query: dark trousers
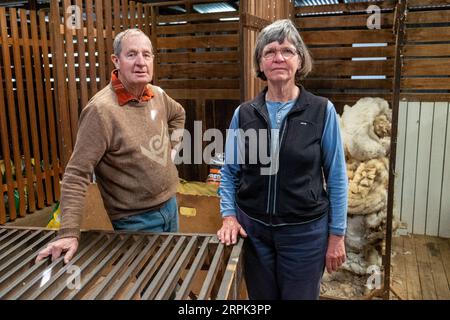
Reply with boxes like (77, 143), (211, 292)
(237, 209), (328, 300)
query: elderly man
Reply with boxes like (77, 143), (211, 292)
(37, 29), (185, 264)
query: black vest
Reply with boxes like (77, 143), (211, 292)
(236, 86), (330, 225)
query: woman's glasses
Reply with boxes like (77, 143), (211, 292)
(262, 47), (298, 60)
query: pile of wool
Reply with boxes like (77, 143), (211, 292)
(340, 97), (392, 161)
(347, 157), (389, 215)
(321, 97), (399, 299)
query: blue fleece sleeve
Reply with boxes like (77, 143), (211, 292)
(219, 107), (241, 217)
(321, 101), (348, 236)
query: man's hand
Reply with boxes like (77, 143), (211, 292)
(35, 237), (79, 264)
(217, 216), (247, 246)
(325, 234), (346, 273)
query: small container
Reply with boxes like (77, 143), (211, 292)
(206, 153), (224, 186)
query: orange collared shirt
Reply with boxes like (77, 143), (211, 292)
(111, 69), (154, 106)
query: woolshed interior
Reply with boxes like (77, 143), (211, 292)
(0, 0), (449, 301)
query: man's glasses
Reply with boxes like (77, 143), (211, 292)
(262, 47), (298, 60)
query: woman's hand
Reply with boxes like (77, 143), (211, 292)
(325, 234), (346, 273)
(217, 216), (247, 246)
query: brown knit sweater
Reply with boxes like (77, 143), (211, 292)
(58, 83), (185, 239)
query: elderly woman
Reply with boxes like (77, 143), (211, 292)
(217, 19), (348, 300)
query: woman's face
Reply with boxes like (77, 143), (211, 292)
(259, 39), (300, 84)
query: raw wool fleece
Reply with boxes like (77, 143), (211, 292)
(340, 97), (392, 161)
(321, 97), (399, 298)
(347, 158), (389, 215)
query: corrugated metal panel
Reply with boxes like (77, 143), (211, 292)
(394, 102), (450, 238)
(193, 2), (236, 13)
(295, 0), (381, 6)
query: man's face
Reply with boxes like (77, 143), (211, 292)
(112, 34), (154, 87)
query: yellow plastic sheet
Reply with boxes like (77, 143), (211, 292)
(177, 179), (219, 197)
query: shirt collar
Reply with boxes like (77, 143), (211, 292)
(111, 69), (154, 106)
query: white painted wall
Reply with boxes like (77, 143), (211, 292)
(394, 101), (450, 238)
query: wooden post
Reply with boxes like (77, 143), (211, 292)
(19, 9), (45, 209)
(384, 0), (407, 300)
(10, 8), (37, 214)
(289, 0), (295, 19)
(39, 10), (61, 200)
(239, 0), (248, 102)
(151, 5), (158, 85)
(63, 0), (80, 148)
(50, 0), (73, 168)
(0, 8), (18, 221)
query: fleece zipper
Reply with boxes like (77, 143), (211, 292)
(250, 104), (273, 221)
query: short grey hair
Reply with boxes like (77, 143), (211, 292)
(113, 28), (153, 56)
(254, 19), (313, 81)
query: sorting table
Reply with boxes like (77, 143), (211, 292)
(0, 226), (244, 300)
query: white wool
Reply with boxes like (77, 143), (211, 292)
(345, 215), (367, 252)
(341, 97), (392, 161)
(347, 158), (389, 215)
(365, 212), (383, 229)
(340, 252), (368, 275)
(321, 97), (401, 298)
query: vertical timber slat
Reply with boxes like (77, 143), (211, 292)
(86, 0), (98, 97)
(39, 10), (61, 200)
(95, 0), (107, 89)
(19, 9), (45, 209)
(0, 8), (18, 221)
(50, 0), (73, 168)
(104, 0), (114, 74)
(30, 10), (53, 205)
(10, 8), (37, 214)
(76, 0), (89, 108)
(63, 0), (80, 152)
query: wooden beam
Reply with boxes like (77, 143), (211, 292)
(385, 0), (407, 301)
(295, 0), (395, 15)
(165, 89), (240, 100)
(302, 29), (395, 45)
(240, 12), (270, 31)
(408, 0), (450, 7)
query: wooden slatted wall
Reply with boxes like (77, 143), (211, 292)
(51, 0), (242, 181)
(0, 7), (61, 224)
(293, 0), (396, 113)
(401, 0), (450, 102)
(148, 0), (241, 181)
(0, 0), (150, 223)
(50, 0), (150, 167)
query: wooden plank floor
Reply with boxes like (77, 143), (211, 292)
(391, 234), (450, 300)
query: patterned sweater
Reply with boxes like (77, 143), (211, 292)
(58, 79), (185, 239)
